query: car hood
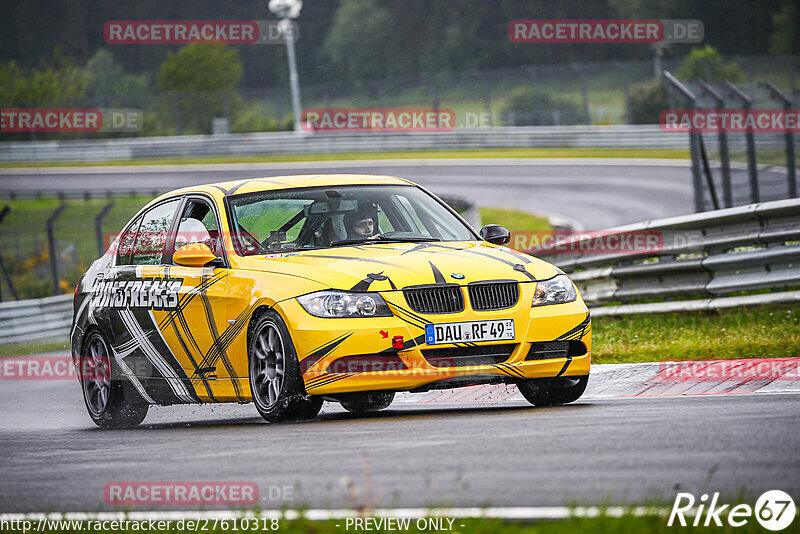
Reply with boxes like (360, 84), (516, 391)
(234, 241), (559, 292)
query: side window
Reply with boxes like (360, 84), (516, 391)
(114, 215), (142, 266)
(131, 200), (180, 266)
(173, 198), (221, 258)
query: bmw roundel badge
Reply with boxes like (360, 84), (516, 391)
(450, 273), (465, 280)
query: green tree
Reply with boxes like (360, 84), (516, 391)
(0, 50), (88, 107)
(499, 87), (583, 126)
(629, 81), (669, 124)
(157, 44), (243, 134)
(677, 45), (746, 83)
(323, 0), (398, 79)
(770, 0), (800, 54)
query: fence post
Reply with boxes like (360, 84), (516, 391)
(0, 206), (19, 301)
(481, 72), (494, 126)
(724, 81), (759, 203)
(46, 203), (67, 295)
(759, 81), (796, 198)
(426, 74), (440, 128)
(95, 201), (116, 257)
(662, 71), (705, 212)
(613, 61), (632, 124)
(570, 63), (591, 124)
(697, 79), (733, 207)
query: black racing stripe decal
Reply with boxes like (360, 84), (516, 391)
(429, 261), (446, 284)
(158, 271), (227, 331)
(305, 373), (354, 391)
(494, 364), (519, 378)
(349, 272), (389, 292)
(555, 313), (591, 341)
(303, 254), (402, 268)
(556, 358), (572, 377)
(201, 301), (260, 380)
(387, 301), (429, 327)
(198, 277), (244, 401)
(300, 332), (353, 374)
(401, 243), (431, 255)
(496, 247), (533, 264)
(498, 363), (525, 378)
(427, 243), (538, 281)
(169, 318), (218, 401)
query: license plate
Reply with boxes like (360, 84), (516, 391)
(425, 319), (515, 345)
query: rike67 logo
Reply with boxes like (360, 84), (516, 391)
(669, 490), (796, 530)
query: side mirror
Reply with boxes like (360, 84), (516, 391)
(479, 224), (511, 245)
(173, 243), (224, 268)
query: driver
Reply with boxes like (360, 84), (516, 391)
(343, 201), (379, 240)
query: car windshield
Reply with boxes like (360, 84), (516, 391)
(228, 184), (476, 256)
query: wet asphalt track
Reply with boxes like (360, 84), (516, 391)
(0, 374), (798, 513)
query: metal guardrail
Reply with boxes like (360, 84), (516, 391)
(0, 294), (72, 345)
(533, 198), (800, 315)
(0, 126), (690, 162)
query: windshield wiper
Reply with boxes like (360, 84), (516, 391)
(329, 235), (442, 247)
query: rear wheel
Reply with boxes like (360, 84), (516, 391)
(517, 375), (588, 407)
(249, 311), (323, 423)
(80, 330), (149, 428)
(339, 391), (395, 413)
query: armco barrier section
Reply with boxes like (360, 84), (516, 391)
(533, 198), (800, 314)
(0, 125), (688, 162)
(0, 294), (72, 345)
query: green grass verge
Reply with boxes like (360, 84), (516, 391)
(478, 208), (552, 233)
(0, 147), (690, 168)
(592, 306), (800, 364)
(0, 513), (796, 534)
(0, 340), (70, 358)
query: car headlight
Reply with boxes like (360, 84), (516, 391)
(532, 274), (577, 306)
(297, 291), (392, 318)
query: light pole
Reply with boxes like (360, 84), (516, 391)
(269, 0), (303, 132)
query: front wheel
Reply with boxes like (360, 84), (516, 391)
(79, 330), (149, 428)
(517, 375), (588, 407)
(249, 311), (323, 423)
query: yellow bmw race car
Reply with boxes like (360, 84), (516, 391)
(70, 174), (591, 427)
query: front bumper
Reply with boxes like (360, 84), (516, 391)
(278, 288), (591, 396)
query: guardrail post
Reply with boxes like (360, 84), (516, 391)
(759, 81), (796, 198)
(95, 201), (115, 257)
(723, 81), (759, 203)
(662, 71), (705, 212)
(0, 206), (19, 301)
(697, 79), (733, 207)
(46, 203), (67, 295)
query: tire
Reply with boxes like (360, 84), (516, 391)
(517, 375), (588, 407)
(79, 330), (149, 429)
(248, 310), (323, 423)
(338, 391), (395, 413)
